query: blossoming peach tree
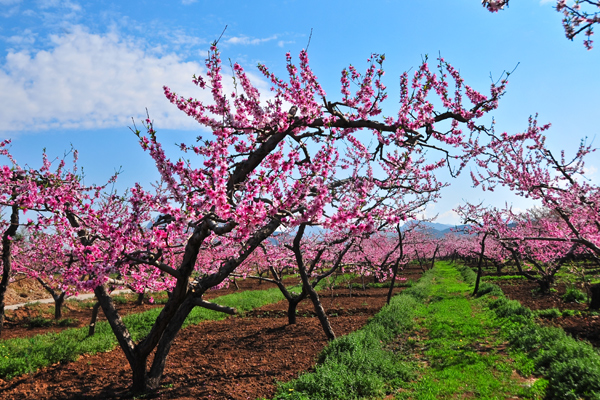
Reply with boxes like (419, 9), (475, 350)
(48, 43), (512, 392)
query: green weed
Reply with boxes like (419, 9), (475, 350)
(535, 308), (562, 319)
(25, 316), (53, 328)
(562, 285), (587, 303)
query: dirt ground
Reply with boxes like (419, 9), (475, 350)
(3, 276), (54, 306)
(0, 267), (424, 400)
(1, 277), (292, 341)
(491, 274), (600, 347)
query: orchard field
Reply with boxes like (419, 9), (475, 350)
(1, 1), (600, 399)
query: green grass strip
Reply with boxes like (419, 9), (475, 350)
(268, 262), (543, 400)
(0, 287), (286, 380)
(396, 262), (539, 400)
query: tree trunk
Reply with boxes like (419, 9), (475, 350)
(472, 233), (488, 296)
(286, 294), (307, 325)
(131, 355), (150, 394)
(387, 260), (400, 305)
(307, 288), (335, 340)
(136, 291), (145, 306)
(54, 292), (66, 320)
(430, 246), (439, 270)
(538, 278), (552, 294)
(146, 297), (196, 390)
(589, 284), (600, 309)
(0, 204), (19, 338)
(288, 300), (298, 325)
(495, 261), (503, 274)
(88, 301), (101, 337)
(473, 262), (483, 296)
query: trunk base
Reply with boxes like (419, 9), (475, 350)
(590, 284), (600, 309)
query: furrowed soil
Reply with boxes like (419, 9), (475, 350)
(0, 267), (423, 400)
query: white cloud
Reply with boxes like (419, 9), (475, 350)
(584, 165), (598, 177)
(0, 25), (273, 133)
(3, 29), (37, 49)
(435, 209), (461, 225)
(181, 0), (197, 4)
(225, 35), (278, 46)
(277, 40), (295, 48)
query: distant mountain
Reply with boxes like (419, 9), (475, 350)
(440, 225), (470, 234)
(402, 221), (454, 231)
(401, 221), (472, 237)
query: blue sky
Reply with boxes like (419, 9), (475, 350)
(1, 0), (598, 224)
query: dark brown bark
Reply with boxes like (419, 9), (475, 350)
(387, 227), (405, 305)
(589, 284), (600, 309)
(88, 301), (101, 337)
(292, 224), (339, 340)
(0, 204), (19, 338)
(430, 245), (439, 270)
(121, 218), (281, 393)
(36, 277), (67, 320)
(136, 291), (145, 306)
(54, 292), (65, 320)
(472, 233), (488, 296)
(287, 299), (300, 325)
(306, 286), (335, 340)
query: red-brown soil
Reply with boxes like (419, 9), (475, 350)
(1, 277), (295, 341)
(0, 268), (423, 400)
(491, 275), (600, 347)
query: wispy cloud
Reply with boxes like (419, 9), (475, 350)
(181, 0), (197, 4)
(225, 35), (278, 46)
(277, 40), (295, 48)
(2, 29), (37, 51)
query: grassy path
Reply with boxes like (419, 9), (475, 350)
(393, 262), (540, 400)
(270, 261), (600, 400)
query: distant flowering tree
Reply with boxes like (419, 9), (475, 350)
(482, 0), (600, 49)
(456, 202), (585, 292)
(0, 143), (112, 337)
(13, 230), (77, 320)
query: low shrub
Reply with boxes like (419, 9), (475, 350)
(273, 294), (418, 399)
(57, 318), (79, 327)
(483, 275), (527, 282)
(562, 286), (587, 303)
(535, 308), (562, 319)
(475, 282), (504, 298)
(491, 296), (600, 399)
(562, 309), (579, 317)
(26, 316), (53, 328)
(489, 299), (533, 320)
(455, 264), (477, 285)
